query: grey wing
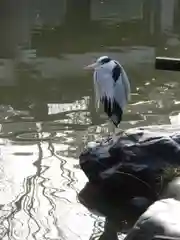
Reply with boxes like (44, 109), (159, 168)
(113, 63), (131, 108)
(114, 72), (130, 111)
(121, 66), (131, 101)
(96, 68), (115, 102)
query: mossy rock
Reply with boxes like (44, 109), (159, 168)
(157, 166), (180, 195)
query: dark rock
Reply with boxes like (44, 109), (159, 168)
(79, 126), (180, 203)
(78, 182), (151, 223)
(78, 182), (152, 240)
(124, 178), (180, 240)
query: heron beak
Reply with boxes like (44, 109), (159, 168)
(84, 62), (98, 70)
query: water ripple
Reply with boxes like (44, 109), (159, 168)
(1, 2), (180, 239)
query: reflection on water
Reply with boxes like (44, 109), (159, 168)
(0, 0), (180, 239)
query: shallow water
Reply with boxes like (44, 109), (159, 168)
(1, 0), (180, 239)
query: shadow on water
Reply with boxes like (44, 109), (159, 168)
(1, 0), (180, 239)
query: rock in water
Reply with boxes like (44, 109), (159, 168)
(79, 126), (180, 202)
(124, 177), (180, 240)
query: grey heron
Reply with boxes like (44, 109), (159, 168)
(84, 56), (131, 128)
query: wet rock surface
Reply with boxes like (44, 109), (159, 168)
(79, 126), (180, 240)
(79, 127), (180, 202)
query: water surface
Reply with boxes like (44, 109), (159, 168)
(1, 0), (180, 239)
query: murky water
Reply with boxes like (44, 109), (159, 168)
(1, 0), (180, 239)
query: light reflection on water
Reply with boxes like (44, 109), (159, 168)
(1, 0), (180, 239)
(0, 136), (97, 240)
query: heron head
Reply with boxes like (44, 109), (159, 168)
(84, 56), (115, 70)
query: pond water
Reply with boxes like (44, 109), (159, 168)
(1, 0), (180, 239)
